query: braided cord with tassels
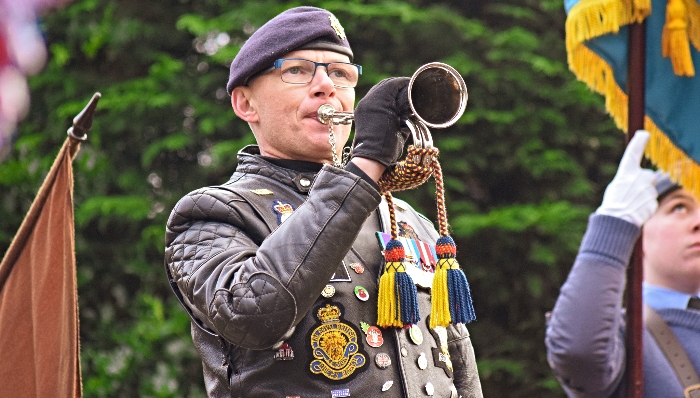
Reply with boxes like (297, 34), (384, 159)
(375, 145), (475, 329)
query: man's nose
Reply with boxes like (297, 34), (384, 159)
(310, 67), (336, 96)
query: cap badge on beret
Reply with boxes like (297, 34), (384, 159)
(328, 15), (346, 40)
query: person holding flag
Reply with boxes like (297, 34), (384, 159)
(545, 130), (700, 397)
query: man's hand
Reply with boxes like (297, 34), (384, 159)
(596, 130), (658, 226)
(351, 77), (412, 167)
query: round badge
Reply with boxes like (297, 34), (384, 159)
(366, 326), (384, 348)
(408, 324), (423, 345)
(417, 352), (428, 370)
(375, 353), (391, 369)
(321, 284), (335, 298)
(354, 285), (369, 301)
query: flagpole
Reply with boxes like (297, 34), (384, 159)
(67, 92), (101, 157)
(626, 18), (646, 398)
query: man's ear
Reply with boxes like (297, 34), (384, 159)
(231, 86), (259, 123)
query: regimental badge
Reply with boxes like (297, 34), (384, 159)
(309, 303), (366, 381)
(274, 342), (295, 361)
(328, 14), (346, 40)
(272, 200), (295, 224)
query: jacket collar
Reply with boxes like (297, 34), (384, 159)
(234, 145), (322, 194)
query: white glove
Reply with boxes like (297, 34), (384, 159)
(596, 131), (658, 226)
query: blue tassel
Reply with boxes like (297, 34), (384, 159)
(447, 268), (476, 323)
(396, 271), (420, 325)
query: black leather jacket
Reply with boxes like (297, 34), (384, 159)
(165, 146), (482, 397)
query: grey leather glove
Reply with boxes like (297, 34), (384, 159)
(351, 77), (412, 167)
(596, 130), (659, 226)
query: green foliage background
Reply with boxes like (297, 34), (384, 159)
(0, 0), (626, 396)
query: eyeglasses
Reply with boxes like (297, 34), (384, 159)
(271, 58), (362, 88)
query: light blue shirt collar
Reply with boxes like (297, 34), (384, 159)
(643, 282), (699, 310)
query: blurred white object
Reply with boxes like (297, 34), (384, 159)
(0, 0), (66, 159)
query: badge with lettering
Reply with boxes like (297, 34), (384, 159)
(331, 389), (350, 398)
(272, 200), (295, 224)
(375, 352), (391, 369)
(309, 303), (366, 381)
(274, 342), (295, 361)
(365, 326), (384, 348)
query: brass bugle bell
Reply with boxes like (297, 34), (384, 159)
(317, 62), (468, 149)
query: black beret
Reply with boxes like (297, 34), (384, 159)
(226, 6), (353, 94)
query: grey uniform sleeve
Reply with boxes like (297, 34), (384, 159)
(165, 166), (381, 349)
(448, 323), (483, 398)
(545, 214), (640, 397)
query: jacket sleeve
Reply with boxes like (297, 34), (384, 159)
(165, 166), (382, 350)
(448, 323), (484, 398)
(544, 214), (640, 397)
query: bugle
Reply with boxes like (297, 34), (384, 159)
(317, 62), (468, 149)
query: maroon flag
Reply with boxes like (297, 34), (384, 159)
(0, 137), (82, 397)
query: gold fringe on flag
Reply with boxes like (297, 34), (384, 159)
(566, 0), (700, 198)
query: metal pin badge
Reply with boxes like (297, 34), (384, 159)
(382, 380), (394, 392)
(417, 352), (428, 370)
(366, 326), (384, 348)
(375, 352), (391, 369)
(408, 324), (423, 345)
(354, 285), (369, 301)
(321, 284), (336, 298)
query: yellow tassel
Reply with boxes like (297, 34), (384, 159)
(377, 262), (402, 328)
(662, 0), (695, 76)
(632, 0), (651, 22)
(429, 258), (452, 329)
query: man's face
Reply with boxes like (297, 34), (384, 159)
(235, 49), (355, 163)
(644, 188), (700, 294)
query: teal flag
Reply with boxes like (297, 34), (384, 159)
(565, 0), (700, 194)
